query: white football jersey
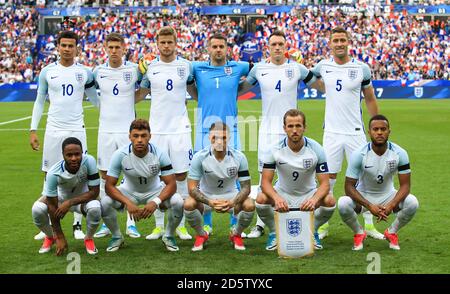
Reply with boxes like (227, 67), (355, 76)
(188, 147), (251, 196)
(44, 154), (100, 201)
(247, 60), (316, 134)
(346, 141), (410, 204)
(107, 143), (173, 195)
(262, 136), (329, 196)
(37, 62), (95, 131)
(312, 58), (372, 135)
(140, 57), (194, 134)
(94, 61), (142, 133)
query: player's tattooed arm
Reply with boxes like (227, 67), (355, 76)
(190, 187), (210, 206)
(233, 179), (251, 206)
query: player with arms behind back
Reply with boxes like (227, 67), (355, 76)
(311, 27), (381, 240)
(92, 33), (143, 240)
(136, 27), (196, 241)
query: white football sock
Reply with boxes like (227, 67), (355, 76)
(338, 196), (364, 234)
(389, 195), (419, 234)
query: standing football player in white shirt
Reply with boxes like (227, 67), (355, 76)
(29, 31), (99, 241)
(184, 121), (254, 251)
(101, 119), (184, 252)
(92, 33), (143, 240)
(311, 27), (382, 240)
(241, 30), (325, 239)
(31, 137), (101, 255)
(338, 115), (418, 250)
(257, 109), (335, 251)
(136, 27), (197, 241)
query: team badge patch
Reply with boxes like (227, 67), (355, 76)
(227, 167), (238, 177)
(149, 164), (160, 176)
(224, 66), (233, 76)
(177, 67), (186, 79)
(303, 158), (313, 169)
(414, 87), (423, 98)
(285, 68), (294, 79)
(348, 69), (358, 80)
(75, 73), (84, 83)
(77, 173), (87, 183)
(386, 160), (397, 172)
(123, 71), (132, 84)
(286, 218), (302, 237)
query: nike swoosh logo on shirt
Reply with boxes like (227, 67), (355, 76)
(124, 167), (134, 171)
(364, 165), (374, 168)
(204, 170), (213, 173)
(100, 75), (108, 78)
(278, 162), (288, 165)
(153, 72), (160, 75)
(50, 76), (58, 79)
(261, 73), (269, 76)
(326, 70), (333, 73)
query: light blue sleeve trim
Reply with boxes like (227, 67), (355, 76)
(43, 173), (59, 197)
(157, 146), (174, 176)
(311, 60), (323, 78)
(346, 150), (364, 179)
(85, 155), (100, 186)
(246, 63), (258, 85)
(188, 151), (205, 180)
(30, 92), (46, 130)
(107, 150), (125, 178)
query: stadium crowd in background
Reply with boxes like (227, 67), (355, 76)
(0, 1), (449, 84)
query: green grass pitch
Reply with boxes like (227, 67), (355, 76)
(0, 99), (449, 273)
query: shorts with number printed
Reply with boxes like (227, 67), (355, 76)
(150, 133), (192, 173)
(42, 129), (87, 172)
(323, 131), (366, 174)
(97, 132), (130, 171)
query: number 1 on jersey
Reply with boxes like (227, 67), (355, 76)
(215, 77), (220, 89)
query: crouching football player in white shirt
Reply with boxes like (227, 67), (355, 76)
(258, 109), (336, 251)
(101, 119), (184, 252)
(31, 137), (101, 255)
(184, 122), (254, 251)
(338, 115), (418, 251)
